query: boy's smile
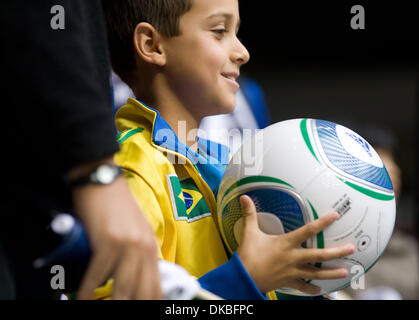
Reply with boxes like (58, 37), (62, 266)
(161, 0), (250, 121)
(221, 71), (240, 90)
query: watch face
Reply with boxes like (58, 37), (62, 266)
(96, 165), (117, 184)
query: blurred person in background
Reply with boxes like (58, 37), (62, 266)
(338, 122), (419, 300)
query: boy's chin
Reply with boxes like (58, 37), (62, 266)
(220, 104), (235, 115)
(217, 99), (236, 115)
(202, 98), (236, 117)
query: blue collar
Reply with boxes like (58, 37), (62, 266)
(138, 100), (230, 195)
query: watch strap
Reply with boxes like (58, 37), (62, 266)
(69, 164), (123, 188)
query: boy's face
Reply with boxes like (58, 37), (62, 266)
(162, 0), (249, 119)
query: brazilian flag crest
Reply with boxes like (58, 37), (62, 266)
(166, 174), (212, 222)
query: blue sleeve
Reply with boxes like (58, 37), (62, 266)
(198, 252), (267, 300)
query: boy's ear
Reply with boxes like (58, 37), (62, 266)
(133, 22), (166, 67)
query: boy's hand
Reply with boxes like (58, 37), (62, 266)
(237, 195), (355, 295)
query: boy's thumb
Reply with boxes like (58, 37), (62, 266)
(239, 195), (258, 231)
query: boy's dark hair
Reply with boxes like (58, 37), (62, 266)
(102, 0), (193, 86)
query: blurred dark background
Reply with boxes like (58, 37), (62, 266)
(238, 1), (418, 236)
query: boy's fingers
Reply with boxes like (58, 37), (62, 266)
(297, 264), (349, 280)
(240, 195), (258, 233)
(286, 212), (339, 246)
(297, 244), (355, 263)
(286, 279), (322, 295)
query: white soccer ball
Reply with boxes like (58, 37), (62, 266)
(217, 118), (396, 296)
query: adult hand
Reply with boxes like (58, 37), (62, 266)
(68, 158), (162, 300)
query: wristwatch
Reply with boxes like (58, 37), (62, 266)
(70, 164), (123, 188)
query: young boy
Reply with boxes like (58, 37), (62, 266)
(101, 0), (354, 299)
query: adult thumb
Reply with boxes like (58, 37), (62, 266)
(239, 195), (258, 233)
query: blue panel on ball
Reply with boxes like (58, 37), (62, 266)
(315, 120), (393, 191)
(221, 189), (306, 252)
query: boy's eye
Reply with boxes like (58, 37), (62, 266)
(212, 29), (227, 36)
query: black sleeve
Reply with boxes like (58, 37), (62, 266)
(1, 0), (119, 176)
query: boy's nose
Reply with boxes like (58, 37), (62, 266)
(231, 39), (250, 67)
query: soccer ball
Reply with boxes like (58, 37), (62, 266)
(217, 118), (396, 296)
